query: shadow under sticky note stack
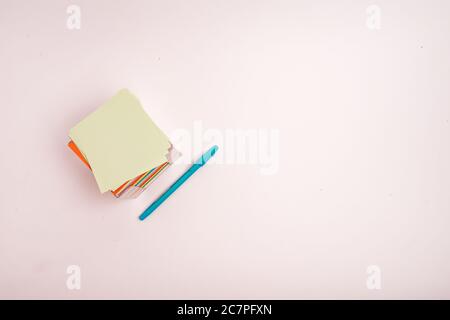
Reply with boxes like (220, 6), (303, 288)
(68, 89), (180, 199)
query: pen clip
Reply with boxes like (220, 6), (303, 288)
(195, 145), (218, 165)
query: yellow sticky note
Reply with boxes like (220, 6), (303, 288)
(69, 89), (171, 193)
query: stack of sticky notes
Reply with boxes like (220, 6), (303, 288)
(68, 89), (180, 198)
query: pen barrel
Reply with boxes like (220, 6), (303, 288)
(139, 164), (202, 220)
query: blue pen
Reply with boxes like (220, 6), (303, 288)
(139, 145), (218, 221)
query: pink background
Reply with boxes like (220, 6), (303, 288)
(1, 0), (450, 299)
